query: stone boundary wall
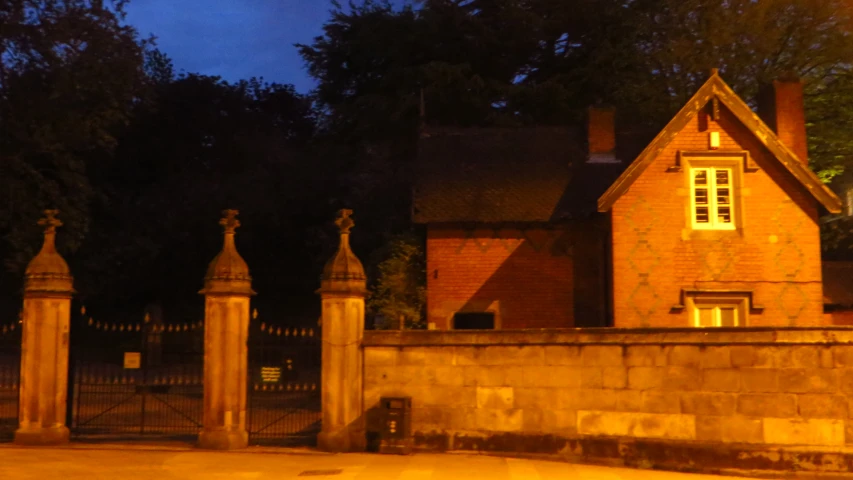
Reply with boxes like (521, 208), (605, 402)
(363, 327), (853, 474)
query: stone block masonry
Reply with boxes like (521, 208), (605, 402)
(363, 327), (853, 474)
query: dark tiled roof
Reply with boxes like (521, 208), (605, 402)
(412, 126), (625, 223)
(823, 261), (853, 306)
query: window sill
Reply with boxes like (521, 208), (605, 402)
(682, 228), (743, 241)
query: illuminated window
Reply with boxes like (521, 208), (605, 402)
(690, 167), (735, 230)
(688, 294), (748, 327)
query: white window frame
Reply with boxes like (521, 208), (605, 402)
(686, 294), (748, 328)
(689, 166), (736, 230)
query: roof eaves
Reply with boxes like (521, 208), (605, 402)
(598, 74), (842, 213)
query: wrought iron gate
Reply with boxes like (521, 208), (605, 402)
(69, 308), (204, 439)
(0, 316), (20, 441)
(247, 319), (321, 445)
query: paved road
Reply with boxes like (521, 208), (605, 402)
(0, 443), (759, 480)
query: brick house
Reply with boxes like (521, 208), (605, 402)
(413, 71), (843, 329)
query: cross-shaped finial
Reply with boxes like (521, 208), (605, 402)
(220, 209), (240, 234)
(38, 210), (62, 234)
(335, 209), (354, 234)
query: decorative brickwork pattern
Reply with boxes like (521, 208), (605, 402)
(611, 105), (826, 327)
(623, 197), (662, 326)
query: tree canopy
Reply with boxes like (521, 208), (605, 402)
(0, 0), (149, 276)
(4, 0), (853, 318)
(300, 0), (853, 176)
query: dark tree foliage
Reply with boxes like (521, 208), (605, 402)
(0, 0), (149, 277)
(75, 73), (322, 318)
(301, 0), (853, 259)
(5, 0), (853, 317)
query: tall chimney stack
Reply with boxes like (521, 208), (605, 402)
(587, 106), (618, 164)
(758, 76), (809, 164)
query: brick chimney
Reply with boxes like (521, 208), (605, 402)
(758, 76), (809, 164)
(587, 106), (618, 164)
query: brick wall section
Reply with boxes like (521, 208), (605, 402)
(827, 311), (853, 326)
(571, 217), (610, 327)
(426, 226), (576, 329)
(611, 106), (824, 327)
(364, 328), (853, 454)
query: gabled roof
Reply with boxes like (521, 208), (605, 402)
(413, 126), (606, 223)
(597, 71), (842, 213)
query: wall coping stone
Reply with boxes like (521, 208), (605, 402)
(364, 327), (853, 347)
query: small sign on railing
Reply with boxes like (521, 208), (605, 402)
(260, 366), (281, 383)
(123, 352), (141, 369)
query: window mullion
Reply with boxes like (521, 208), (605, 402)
(709, 168), (718, 228)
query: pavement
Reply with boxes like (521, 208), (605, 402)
(0, 443), (762, 480)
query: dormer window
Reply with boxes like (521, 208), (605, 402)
(690, 167), (735, 230)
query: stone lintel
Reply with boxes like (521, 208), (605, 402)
(317, 285), (367, 297)
(364, 326), (853, 347)
(22, 288), (74, 298)
(14, 425), (69, 446)
(198, 286), (256, 296)
(198, 429), (248, 450)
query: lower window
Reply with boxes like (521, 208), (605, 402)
(453, 312), (495, 330)
(694, 304), (739, 327)
(688, 294), (748, 327)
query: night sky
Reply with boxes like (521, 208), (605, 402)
(126, 0), (408, 93)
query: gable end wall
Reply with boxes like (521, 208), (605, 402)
(610, 107), (825, 327)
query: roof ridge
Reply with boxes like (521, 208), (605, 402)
(596, 72), (841, 213)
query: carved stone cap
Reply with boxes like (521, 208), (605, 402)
(25, 210), (74, 295)
(319, 209), (366, 296)
(200, 210), (255, 296)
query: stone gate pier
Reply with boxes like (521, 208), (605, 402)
(15, 210), (74, 445)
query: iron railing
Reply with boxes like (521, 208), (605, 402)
(247, 322), (321, 445)
(0, 320), (20, 441)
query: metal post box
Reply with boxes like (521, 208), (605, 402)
(378, 396), (412, 454)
